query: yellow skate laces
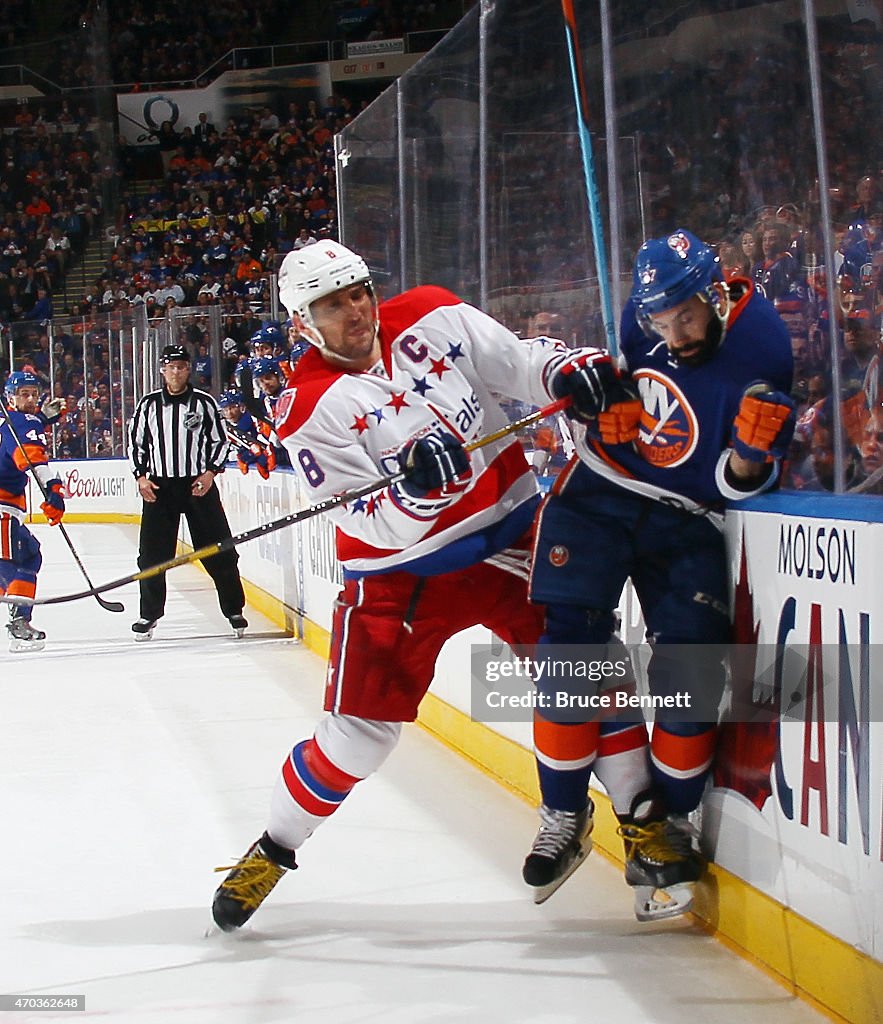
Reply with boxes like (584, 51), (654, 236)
(617, 820), (688, 866)
(214, 852), (287, 911)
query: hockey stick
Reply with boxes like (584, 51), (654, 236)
(0, 394), (125, 613)
(560, 0), (617, 355)
(223, 419), (272, 452)
(4, 398), (570, 608)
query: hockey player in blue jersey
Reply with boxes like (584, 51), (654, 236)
(247, 356), (292, 470)
(524, 229), (795, 919)
(218, 389), (275, 479)
(0, 371), (66, 652)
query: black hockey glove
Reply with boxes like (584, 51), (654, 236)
(550, 349), (623, 423)
(397, 431), (472, 499)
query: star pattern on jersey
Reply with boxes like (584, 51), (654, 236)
(412, 376), (433, 396)
(364, 491), (387, 516)
(350, 490), (389, 517)
(350, 413), (370, 434)
(447, 342), (464, 361)
(386, 392), (409, 414)
(370, 406), (385, 424)
(429, 356), (451, 379)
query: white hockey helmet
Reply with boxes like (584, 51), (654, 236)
(278, 242), (375, 353)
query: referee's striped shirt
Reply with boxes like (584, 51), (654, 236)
(129, 385), (230, 479)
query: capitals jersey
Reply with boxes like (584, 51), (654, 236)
(0, 409), (50, 520)
(274, 285), (567, 577)
(572, 279), (793, 509)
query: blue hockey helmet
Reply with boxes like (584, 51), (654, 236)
(218, 389), (244, 409)
(287, 339), (310, 372)
(250, 356), (283, 379)
(630, 229), (721, 318)
(631, 229), (728, 365)
(4, 370), (41, 401)
(250, 321), (285, 354)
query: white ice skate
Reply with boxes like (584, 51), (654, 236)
(7, 617), (46, 653)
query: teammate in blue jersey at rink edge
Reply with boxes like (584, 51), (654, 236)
(524, 228), (795, 920)
(0, 371), (67, 652)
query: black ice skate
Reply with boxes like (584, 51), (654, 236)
(617, 792), (703, 922)
(131, 618), (157, 641)
(212, 831), (297, 932)
(228, 614), (248, 638)
(7, 617), (46, 653)
(522, 801), (594, 904)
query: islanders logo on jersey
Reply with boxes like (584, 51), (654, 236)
(633, 369), (698, 468)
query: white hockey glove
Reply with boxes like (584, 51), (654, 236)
(40, 396), (64, 422)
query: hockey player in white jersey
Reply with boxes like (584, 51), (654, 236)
(211, 242), (609, 930)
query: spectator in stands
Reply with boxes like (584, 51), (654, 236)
(292, 226), (316, 250)
(858, 405), (883, 491)
(718, 240), (749, 280)
(752, 222), (803, 304)
(23, 285), (52, 322)
(157, 274), (185, 306)
(193, 342), (212, 388)
(849, 175), (883, 223)
(153, 120), (181, 176)
(193, 112), (216, 146)
(258, 107), (280, 135)
(234, 247), (263, 282)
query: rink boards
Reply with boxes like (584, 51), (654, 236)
(40, 459), (883, 1023)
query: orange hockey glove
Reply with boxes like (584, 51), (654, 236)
(732, 382), (796, 462)
(597, 398), (643, 445)
(40, 480), (65, 526)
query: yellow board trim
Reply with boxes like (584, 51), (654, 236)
(164, 549), (883, 1024)
(28, 512), (141, 525)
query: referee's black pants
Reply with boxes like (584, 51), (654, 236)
(137, 477), (245, 622)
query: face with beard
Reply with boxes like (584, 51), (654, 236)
(646, 292), (723, 366)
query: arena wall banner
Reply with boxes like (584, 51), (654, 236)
(717, 501), (883, 961)
(116, 63), (333, 146)
(43, 457), (140, 518)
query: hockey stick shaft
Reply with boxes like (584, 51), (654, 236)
(223, 420), (272, 451)
(0, 394), (125, 613)
(560, 0), (617, 355)
(8, 397), (570, 608)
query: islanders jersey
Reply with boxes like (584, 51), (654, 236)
(275, 285), (567, 577)
(258, 392), (292, 468)
(0, 409), (50, 520)
(571, 279), (793, 509)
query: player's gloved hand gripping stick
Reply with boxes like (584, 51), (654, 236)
(551, 349), (643, 445)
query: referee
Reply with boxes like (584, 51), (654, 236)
(128, 344), (247, 640)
